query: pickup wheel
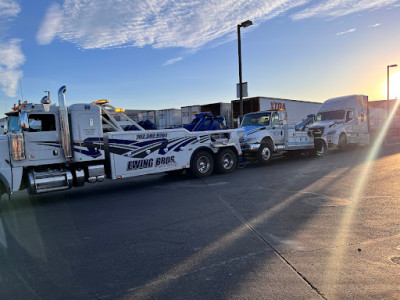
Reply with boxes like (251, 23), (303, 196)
(190, 151), (214, 178)
(215, 149), (237, 174)
(338, 133), (347, 150)
(257, 142), (273, 165)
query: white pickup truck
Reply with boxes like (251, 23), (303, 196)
(239, 110), (316, 164)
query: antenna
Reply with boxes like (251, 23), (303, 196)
(18, 65), (24, 101)
(2, 83), (6, 116)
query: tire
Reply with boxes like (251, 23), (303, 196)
(314, 140), (327, 157)
(190, 151), (214, 178)
(257, 142), (273, 165)
(338, 133), (347, 150)
(215, 149), (237, 174)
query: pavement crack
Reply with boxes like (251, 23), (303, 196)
(214, 192), (328, 300)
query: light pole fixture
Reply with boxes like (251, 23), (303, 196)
(237, 20), (253, 122)
(387, 64), (398, 115)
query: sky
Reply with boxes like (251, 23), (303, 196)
(0, 0), (400, 116)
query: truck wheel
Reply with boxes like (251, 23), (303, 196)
(190, 151), (214, 178)
(257, 142), (273, 165)
(338, 133), (347, 150)
(0, 185), (8, 203)
(215, 149), (237, 174)
(316, 140), (327, 157)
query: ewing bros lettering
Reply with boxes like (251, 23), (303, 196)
(156, 156), (175, 166)
(127, 156), (176, 171)
(127, 159), (154, 171)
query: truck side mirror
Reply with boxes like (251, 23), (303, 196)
(278, 112), (286, 125)
(3, 120), (7, 134)
(346, 111), (353, 122)
(20, 112), (29, 131)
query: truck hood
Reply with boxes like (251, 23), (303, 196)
(238, 126), (268, 142)
(309, 120), (344, 134)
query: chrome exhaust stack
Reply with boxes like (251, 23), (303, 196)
(58, 86), (72, 160)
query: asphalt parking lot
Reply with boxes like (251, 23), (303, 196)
(1, 143), (400, 299)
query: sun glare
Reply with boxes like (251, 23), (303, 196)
(382, 70), (400, 100)
(391, 70), (400, 99)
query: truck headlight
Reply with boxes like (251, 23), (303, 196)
(327, 130), (336, 135)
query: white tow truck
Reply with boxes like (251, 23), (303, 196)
(0, 86), (242, 198)
(239, 110), (316, 164)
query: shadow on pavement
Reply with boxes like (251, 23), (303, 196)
(0, 142), (399, 299)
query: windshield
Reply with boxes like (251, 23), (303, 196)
(316, 110), (345, 121)
(241, 112), (271, 127)
(8, 116), (21, 132)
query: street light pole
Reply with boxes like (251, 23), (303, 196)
(387, 64), (397, 115)
(237, 20), (252, 123)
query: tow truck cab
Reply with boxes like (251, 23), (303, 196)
(239, 110), (315, 164)
(0, 87), (107, 195)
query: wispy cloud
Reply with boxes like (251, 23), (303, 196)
(37, 0), (400, 52)
(369, 23), (381, 28)
(336, 28), (356, 36)
(164, 57), (183, 66)
(0, 0), (24, 98)
(0, 39), (25, 97)
(292, 0), (399, 20)
(0, 0), (20, 17)
(37, 0), (306, 50)
(36, 3), (63, 45)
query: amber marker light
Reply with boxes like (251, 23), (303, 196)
(92, 99), (110, 105)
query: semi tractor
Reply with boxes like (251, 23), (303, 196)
(308, 95), (372, 152)
(0, 86), (242, 199)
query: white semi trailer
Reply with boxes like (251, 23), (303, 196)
(0, 86), (242, 199)
(157, 109), (181, 129)
(231, 97), (322, 126)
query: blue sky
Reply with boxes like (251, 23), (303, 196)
(1, 0), (400, 116)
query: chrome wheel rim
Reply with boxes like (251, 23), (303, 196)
(197, 156), (211, 173)
(261, 147), (271, 161)
(222, 153), (234, 170)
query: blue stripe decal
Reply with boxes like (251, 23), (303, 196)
(173, 138), (197, 152)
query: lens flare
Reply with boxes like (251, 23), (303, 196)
(324, 99), (400, 299)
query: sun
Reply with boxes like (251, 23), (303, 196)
(390, 70), (400, 99)
(386, 69), (400, 100)
(380, 69), (400, 100)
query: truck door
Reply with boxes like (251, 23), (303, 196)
(345, 110), (356, 141)
(23, 113), (64, 164)
(270, 112), (285, 145)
